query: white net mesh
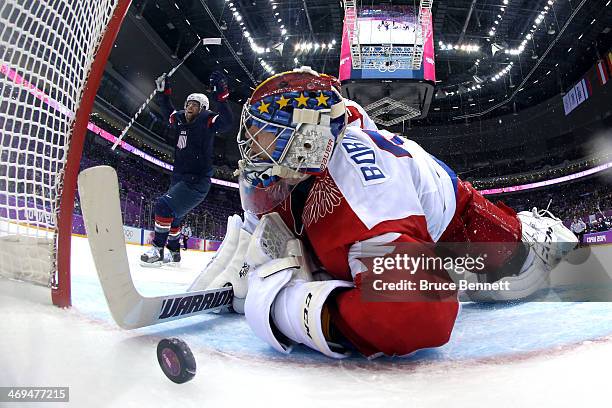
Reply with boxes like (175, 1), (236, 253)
(0, 0), (120, 293)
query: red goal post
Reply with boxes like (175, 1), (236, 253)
(0, 0), (133, 307)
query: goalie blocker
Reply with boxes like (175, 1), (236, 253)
(243, 213), (353, 358)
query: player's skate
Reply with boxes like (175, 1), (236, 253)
(140, 245), (164, 267)
(517, 207), (578, 269)
(163, 248), (181, 267)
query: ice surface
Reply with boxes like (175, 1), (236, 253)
(1, 236), (612, 407)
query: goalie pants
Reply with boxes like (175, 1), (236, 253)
(153, 176), (211, 249)
(328, 180), (523, 357)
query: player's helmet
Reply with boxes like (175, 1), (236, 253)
(184, 93), (209, 112)
(237, 67), (347, 213)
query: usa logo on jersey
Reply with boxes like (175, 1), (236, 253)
(177, 130), (187, 149)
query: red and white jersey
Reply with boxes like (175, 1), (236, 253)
(273, 126), (457, 281)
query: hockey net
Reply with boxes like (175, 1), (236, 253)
(0, 0), (131, 306)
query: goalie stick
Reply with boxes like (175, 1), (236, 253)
(111, 37), (222, 150)
(78, 165), (232, 329)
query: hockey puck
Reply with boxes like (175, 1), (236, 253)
(157, 338), (196, 384)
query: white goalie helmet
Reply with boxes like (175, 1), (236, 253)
(184, 93), (209, 112)
(237, 66), (347, 214)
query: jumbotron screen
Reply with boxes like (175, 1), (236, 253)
(358, 6), (419, 45)
(340, 5), (435, 81)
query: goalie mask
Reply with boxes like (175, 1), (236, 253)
(237, 67), (347, 214)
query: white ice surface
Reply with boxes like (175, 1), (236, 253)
(1, 236), (612, 408)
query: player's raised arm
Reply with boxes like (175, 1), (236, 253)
(206, 70), (234, 133)
(155, 74), (176, 123)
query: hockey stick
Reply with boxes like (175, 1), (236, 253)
(78, 165), (232, 329)
(111, 37), (222, 150)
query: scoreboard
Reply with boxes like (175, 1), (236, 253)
(340, 4), (436, 82)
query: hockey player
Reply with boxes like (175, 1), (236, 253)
(190, 67), (577, 358)
(141, 71), (233, 267)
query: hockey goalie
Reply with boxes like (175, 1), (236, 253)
(191, 67), (578, 359)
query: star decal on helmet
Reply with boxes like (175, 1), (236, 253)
(276, 95), (290, 109)
(316, 92), (330, 107)
(295, 92), (309, 107)
(257, 101), (271, 114)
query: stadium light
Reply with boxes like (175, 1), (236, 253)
(293, 40), (337, 54)
(439, 43), (481, 53)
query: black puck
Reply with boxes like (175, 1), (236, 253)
(157, 338), (196, 384)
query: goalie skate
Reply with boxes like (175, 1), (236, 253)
(517, 207), (578, 270)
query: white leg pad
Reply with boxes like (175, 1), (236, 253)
(242, 210), (260, 234)
(206, 228), (252, 313)
(467, 208), (578, 302)
(466, 247), (550, 301)
(496, 248), (550, 300)
(188, 214), (243, 291)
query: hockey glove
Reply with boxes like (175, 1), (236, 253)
(243, 213), (353, 358)
(209, 70), (229, 102)
(155, 74), (172, 95)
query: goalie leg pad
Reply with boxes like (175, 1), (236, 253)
(464, 247), (550, 301)
(188, 215), (242, 291)
(244, 266), (353, 358)
(477, 208), (578, 302)
(498, 248), (550, 300)
(207, 227), (252, 313)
